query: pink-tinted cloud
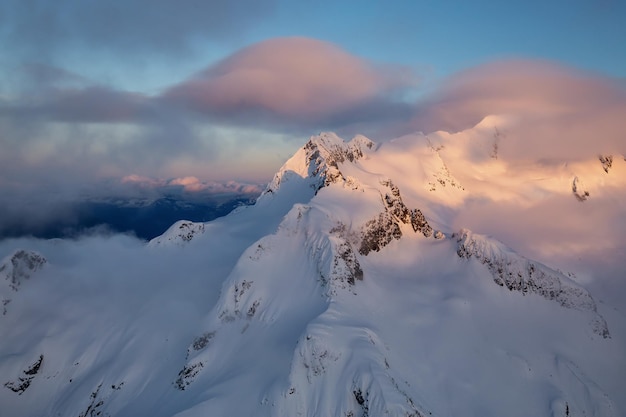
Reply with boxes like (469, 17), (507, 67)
(121, 175), (263, 195)
(121, 175), (163, 188)
(453, 192), (626, 263)
(411, 60), (626, 162)
(163, 37), (415, 121)
(168, 176), (208, 192)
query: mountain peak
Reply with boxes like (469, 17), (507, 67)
(262, 132), (375, 197)
(147, 220), (206, 247)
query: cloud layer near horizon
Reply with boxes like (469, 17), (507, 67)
(1, 36), (626, 240)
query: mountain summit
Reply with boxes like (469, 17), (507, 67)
(1, 119), (625, 417)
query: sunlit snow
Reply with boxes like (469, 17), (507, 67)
(1, 117), (625, 417)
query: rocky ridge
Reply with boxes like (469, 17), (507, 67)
(454, 228), (609, 338)
(263, 132), (375, 195)
(148, 220), (206, 247)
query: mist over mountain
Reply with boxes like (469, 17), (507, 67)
(1, 118), (624, 417)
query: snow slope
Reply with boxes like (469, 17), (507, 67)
(1, 119), (625, 417)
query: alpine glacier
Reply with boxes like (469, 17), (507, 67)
(1, 117), (625, 417)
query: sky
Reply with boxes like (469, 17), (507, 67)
(0, 0), (625, 208)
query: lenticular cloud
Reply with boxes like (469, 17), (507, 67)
(164, 37), (415, 120)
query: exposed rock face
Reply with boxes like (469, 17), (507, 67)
(264, 132), (375, 195)
(174, 362), (204, 391)
(454, 229), (610, 338)
(0, 250), (47, 291)
(1, 250), (47, 315)
(326, 223), (363, 290)
(290, 327), (428, 417)
(218, 279), (257, 323)
(77, 381), (125, 417)
(599, 155), (613, 173)
(572, 176), (590, 202)
(148, 220), (206, 247)
(359, 180), (433, 255)
(359, 212), (403, 256)
(425, 141), (464, 192)
(4, 355), (43, 395)
(304, 133), (374, 191)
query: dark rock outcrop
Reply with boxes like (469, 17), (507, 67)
(359, 180), (433, 255)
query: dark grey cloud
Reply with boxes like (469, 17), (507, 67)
(0, 0), (276, 58)
(2, 86), (148, 123)
(4, 63), (91, 92)
(0, 63), (153, 124)
(0, 61), (215, 185)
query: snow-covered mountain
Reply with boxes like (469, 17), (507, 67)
(1, 118), (625, 417)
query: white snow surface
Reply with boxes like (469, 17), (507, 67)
(1, 118), (625, 417)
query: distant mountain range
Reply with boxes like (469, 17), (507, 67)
(0, 195), (257, 240)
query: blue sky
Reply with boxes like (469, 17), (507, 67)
(0, 0), (624, 201)
(3, 1), (623, 93)
(254, 1), (626, 77)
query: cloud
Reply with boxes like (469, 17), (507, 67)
(410, 60), (626, 162)
(0, 63), (154, 124)
(3, 37), (416, 133)
(449, 177), (626, 297)
(3, 86), (149, 123)
(163, 37), (416, 125)
(168, 176), (210, 192)
(399, 62), (626, 291)
(0, 174), (263, 240)
(121, 175), (164, 188)
(0, 0), (276, 58)
(2, 63), (90, 93)
(1, 36), (416, 188)
(453, 192), (626, 262)
(0, 62), (217, 190)
(122, 175), (263, 195)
